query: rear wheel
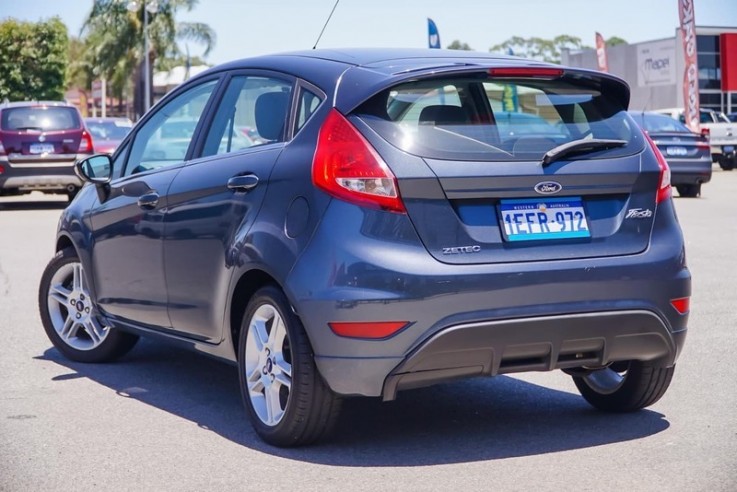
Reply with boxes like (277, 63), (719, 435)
(676, 184), (700, 198)
(238, 285), (341, 447)
(572, 360), (675, 412)
(719, 154), (735, 170)
(38, 248), (139, 362)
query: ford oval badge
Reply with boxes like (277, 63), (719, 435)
(534, 181), (562, 195)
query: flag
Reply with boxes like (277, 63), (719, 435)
(595, 32), (609, 72)
(502, 47), (519, 112)
(679, 0), (700, 132)
(428, 18), (441, 49)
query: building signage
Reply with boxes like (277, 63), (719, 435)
(637, 39), (676, 87)
(679, 0), (700, 132)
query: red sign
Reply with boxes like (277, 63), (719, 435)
(679, 0), (700, 132)
(595, 32), (608, 72)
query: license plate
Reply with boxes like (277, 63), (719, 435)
(666, 146), (688, 156)
(29, 143), (54, 154)
(500, 197), (590, 242)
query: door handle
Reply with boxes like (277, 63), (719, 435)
(227, 174), (259, 192)
(137, 192), (160, 209)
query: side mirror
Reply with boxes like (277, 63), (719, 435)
(75, 154), (113, 185)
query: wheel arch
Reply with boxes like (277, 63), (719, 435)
(229, 268), (292, 359)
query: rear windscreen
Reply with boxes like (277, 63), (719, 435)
(631, 112), (692, 134)
(355, 75), (644, 161)
(1, 106), (81, 131)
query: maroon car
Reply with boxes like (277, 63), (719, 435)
(0, 101), (94, 200)
(85, 117), (133, 155)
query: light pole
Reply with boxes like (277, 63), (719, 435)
(127, 0), (159, 114)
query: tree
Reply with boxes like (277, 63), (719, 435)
(82, 0), (215, 118)
(490, 35), (593, 64)
(0, 17), (68, 101)
(606, 36), (627, 47)
(447, 40), (473, 51)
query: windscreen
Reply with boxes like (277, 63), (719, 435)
(356, 74), (644, 161)
(1, 106), (81, 131)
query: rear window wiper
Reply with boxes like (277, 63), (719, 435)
(542, 138), (628, 167)
(12, 126), (44, 131)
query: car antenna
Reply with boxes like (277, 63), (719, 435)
(313, 0), (341, 49)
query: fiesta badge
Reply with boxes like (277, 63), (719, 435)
(534, 181), (562, 195)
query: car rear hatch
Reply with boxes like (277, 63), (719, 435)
(0, 105), (87, 165)
(346, 66), (663, 265)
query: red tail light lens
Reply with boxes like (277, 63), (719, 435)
(670, 297), (690, 315)
(313, 109), (405, 213)
(329, 321), (410, 339)
(489, 67), (564, 78)
(700, 127), (710, 138)
(78, 130), (94, 153)
(644, 133), (671, 204)
(0, 164), (4, 174)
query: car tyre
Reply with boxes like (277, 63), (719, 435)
(719, 154), (735, 170)
(238, 285), (341, 447)
(676, 184), (700, 198)
(38, 248), (139, 363)
(572, 360), (675, 412)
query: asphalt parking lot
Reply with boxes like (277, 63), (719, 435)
(1, 170), (736, 491)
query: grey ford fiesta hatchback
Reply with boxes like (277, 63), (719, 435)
(38, 49), (690, 447)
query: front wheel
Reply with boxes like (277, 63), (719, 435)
(238, 285), (341, 447)
(572, 361), (675, 412)
(38, 248), (139, 363)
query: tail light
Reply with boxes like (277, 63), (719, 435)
(78, 130), (94, 153)
(0, 164), (4, 175)
(329, 321), (410, 339)
(700, 127), (710, 139)
(644, 133), (671, 204)
(312, 108), (404, 213)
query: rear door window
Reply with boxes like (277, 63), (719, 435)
(356, 74), (643, 161)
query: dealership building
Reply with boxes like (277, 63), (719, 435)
(562, 26), (737, 114)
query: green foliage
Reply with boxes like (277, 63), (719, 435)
(447, 40), (473, 51)
(0, 17), (69, 101)
(490, 35), (594, 64)
(606, 36), (627, 47)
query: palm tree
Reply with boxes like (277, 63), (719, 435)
(82, 0), (215, 119)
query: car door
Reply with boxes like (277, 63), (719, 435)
(163, 72), (294, 341)
(89, 78), (220, 329)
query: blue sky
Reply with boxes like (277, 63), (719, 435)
(1, 0), (736, 64)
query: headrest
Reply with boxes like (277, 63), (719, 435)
(255, 91), (289, 141)
(419, 105), (468, 126)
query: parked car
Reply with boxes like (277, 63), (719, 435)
(38, 49), (690, 447)
(85, 117), (133, 154)
(0, 101), (93, 199)
(654, 107), (737, 170)
(629, 111), (711, 197)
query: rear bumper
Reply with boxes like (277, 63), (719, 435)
(288, 199), (690, 398)
(382, 310), (685, 401)
(0, 156), (82, 191)
(667, 158), (712, 185)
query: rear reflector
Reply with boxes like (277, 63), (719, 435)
(313, 108), (405, 213)
(670, 297), (690, 315)
(489, 67), (564, 78)
(644, 132), (671, 204)
(329, 321), (409, 339)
